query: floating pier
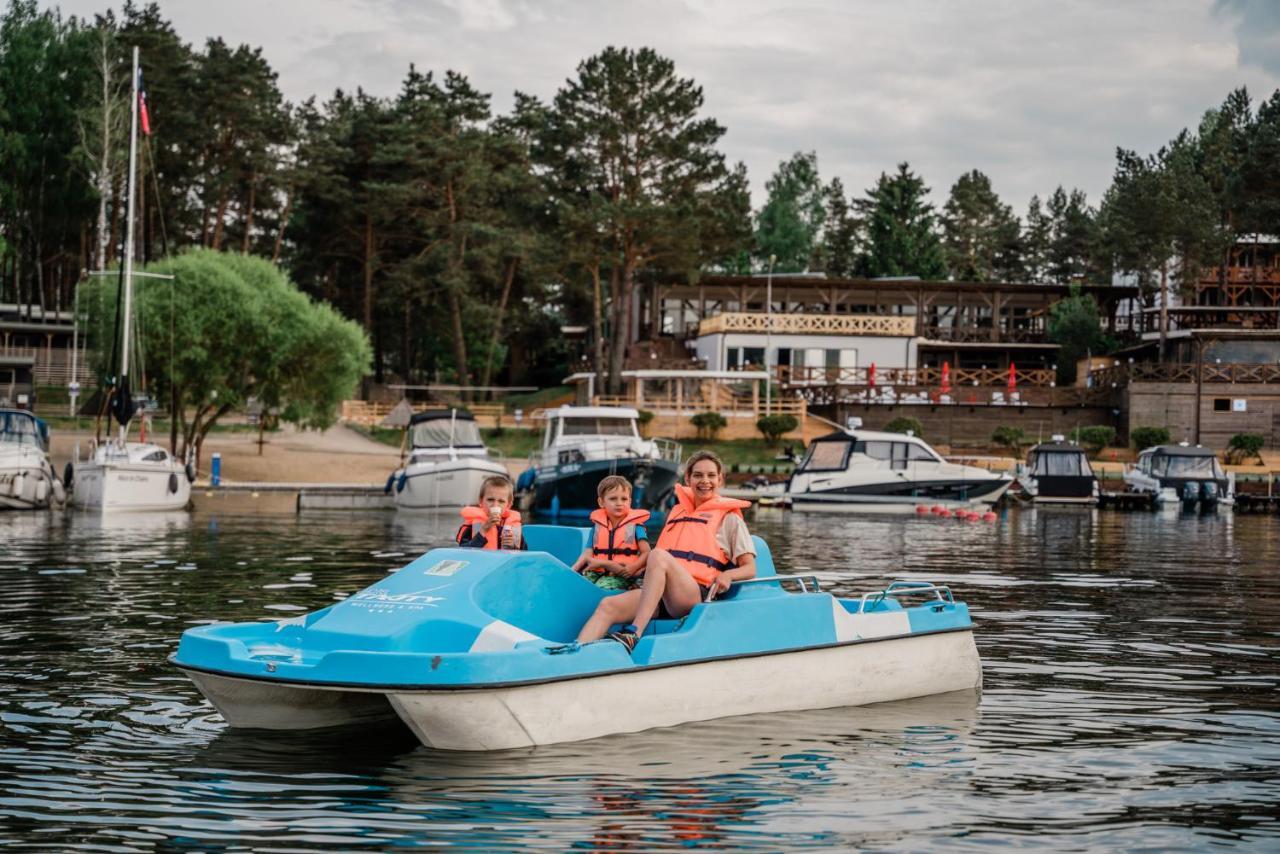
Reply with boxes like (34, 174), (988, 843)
(1097, 491), (1157, 511)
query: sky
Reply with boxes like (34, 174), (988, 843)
(43, 0), (1280, 215)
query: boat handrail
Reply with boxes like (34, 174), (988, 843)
(723, 574), (823, 595)
(651, 437), (683, 464)
(857, 582), (955, 613)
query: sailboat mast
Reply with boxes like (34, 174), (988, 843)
(118, 45), (141, 440)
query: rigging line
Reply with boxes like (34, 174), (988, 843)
(143, 135), (170, 259)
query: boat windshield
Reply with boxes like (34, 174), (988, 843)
(412, 417), (484, 449)
(797, 439), (852, 472)
(560, 418), (635, 437)
(1032, 451), (1093, 477)
(0, 411), (46, 451)
(1153, 454), (1223, 479)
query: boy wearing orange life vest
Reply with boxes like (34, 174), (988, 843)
(571, 475), (651, 591)
(455, 475), (525, 550)
(576, 450), (756, 653)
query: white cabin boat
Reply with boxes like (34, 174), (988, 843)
(787, 428), (1012, 513)
(0, 409), (64, 510)
(70, 439), (191, 513)
(1016, 437), (1099, 504)
(388, 409), (508, 509)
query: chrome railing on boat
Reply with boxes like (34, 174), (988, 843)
(714, 573), (823, 600)
(651, 437), (683, 464)
(857, 581), (955, 613)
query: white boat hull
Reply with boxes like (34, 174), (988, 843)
(789, 482), (1012, 514)
(71, 458), (191, 512)
(0, 455), (61, 510)
(390, 628), (981, 751)
(180, 668), (398, 729)
(394, 458), (509, 510)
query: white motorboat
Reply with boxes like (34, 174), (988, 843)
(0, 409), (65, 510)
(1016, 436), (1099, 504)
(787, 427), (1013, 513)
(1124, 442), (1234, 510)
(517, 406), (681, 521)
(69, 47), (191, 514)
(388, 409), (509, 509)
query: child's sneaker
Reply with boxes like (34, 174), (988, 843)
(607, 626), (638, 654)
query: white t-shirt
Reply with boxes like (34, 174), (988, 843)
(716, 513), (757, 566)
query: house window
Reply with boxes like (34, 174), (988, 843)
(742, 347), (765, 369)
(1213, 398), (1230, 412)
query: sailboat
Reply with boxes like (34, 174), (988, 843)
(69, 47), (191, 513)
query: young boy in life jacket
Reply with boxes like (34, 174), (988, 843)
(456, 475), (525, 550)
(571, 475), (651, 591)
(576, 450), (755, 653)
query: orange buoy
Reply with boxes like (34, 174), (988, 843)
(931, 504), (945, 514)
(982, 511), (998, 522)
(937, 508), (952, 517)
(915, 504), (929, 514)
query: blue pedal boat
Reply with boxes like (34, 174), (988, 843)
(171, 526), (982, 751)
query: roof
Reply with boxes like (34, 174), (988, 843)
(918, 340), (1060, 350)
(1141, 444), (1219, 457)
(564, 369), (770, 382)
(812, 428), (932, 445)
(546, 405), (639, 419)
(1029, 440), (1086, 453)
(408, 409), (477, 426)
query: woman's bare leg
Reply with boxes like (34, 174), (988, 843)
(632, 549), (704, 636)
(576, 590), (643, 643)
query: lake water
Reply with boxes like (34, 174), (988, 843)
(1, 506), (1278, 849)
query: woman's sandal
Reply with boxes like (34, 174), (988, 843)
(607, 625), (639, 654)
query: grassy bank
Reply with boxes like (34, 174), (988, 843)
(355, 426), (542, 460)
(38, 415), (279, 434)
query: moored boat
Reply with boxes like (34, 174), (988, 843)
(172, 525), (982, 750)
(519, 406), (681, 520)
(0, 408), (65, 510)
(1124, 442), (1234, 510)
(1016, 436), (1099, 504)
(69, 438), (192, 512)
(786, 427), (1012, 513)
(387, 409), (509, 509)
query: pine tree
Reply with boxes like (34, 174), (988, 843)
(856, 163), (946, 280)
(754, 151), (825, 272)
(819, 177), (860, 278)
(940, 169), (1021, 282)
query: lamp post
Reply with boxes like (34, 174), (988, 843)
(765, 253), (776, 413)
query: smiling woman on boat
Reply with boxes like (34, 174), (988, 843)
(576, 450), (755, 652)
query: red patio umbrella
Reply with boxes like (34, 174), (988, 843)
(867, 362), (877, 389)
(1007, 362), (1017, 392)
(940, 361), (951, 395)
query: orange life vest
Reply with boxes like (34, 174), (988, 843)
(655, 485), (751, 585)
(589, 508), (651, 560)
(457, 506), (522, 549)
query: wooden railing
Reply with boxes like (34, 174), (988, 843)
(1089, 362), (1280, 387)
(777, 365), (1057, 388)
(697, 312), (915, 337)
(0, 345), (97, 386)
(592, 393), (806, 417)
(340, 400), (507, 427)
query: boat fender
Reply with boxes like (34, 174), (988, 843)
(396, 472), (408, 493)
(11, 473), (26, 498)
(63, 462), (74, 488)
(185, 462), (196, 483)
(35, 478), (49, 503)
(51, 478), (66, 505)
(168, 472), (179, 494)
(384, 473), (396, 494)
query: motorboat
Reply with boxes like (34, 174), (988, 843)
(517, 406), (681, 520)
(1016, 436), (1099, 505)
(0, 408), (65, 510)
(69, 47), (191, 514)
(171, 525), (982, 751)
(1124, 442), (1234, 510)
(387, 409), (509, 509)
(69, 438), (192, 512)
(786, 428), (1013, 513)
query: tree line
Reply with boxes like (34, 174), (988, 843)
(2, 0), (1277, 397)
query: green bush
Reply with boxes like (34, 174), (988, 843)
(1070, 425), (1117, 456)
(991, 425), (1028, 453)
(883, 416), (924, 438)
(636, 409), (654, 436)
(1227, 433), (1265, 465)
(756, 413), (799, 445)
(1130, 426), (1170, 450)
(690, 411), (727, 440)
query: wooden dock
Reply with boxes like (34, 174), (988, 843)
(1097, 491), (1157, 511)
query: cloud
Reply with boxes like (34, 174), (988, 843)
(40, 0), (1280, 213)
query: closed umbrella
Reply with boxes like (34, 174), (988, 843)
(1007, 362), (1017, 392)
(941, 361), (951, 396)
(867, 362), (877, 389)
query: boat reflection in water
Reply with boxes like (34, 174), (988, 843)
(188, 690), (979, 848)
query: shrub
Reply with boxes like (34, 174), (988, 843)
(883, 416), (924, 438)
(756, 413), (799, 445)
(636, 409), (654, 437)
(1227, 433), (1265, 465)
(1130, 426), (1170, 450)
(991, 425), (1028, 454)
(690, 411), (727, 440)
(1070, 425), (1117, 456)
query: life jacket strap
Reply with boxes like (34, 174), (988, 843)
(666, 548), (733, 572)
(593, 546), (641, 557)
(665, 515), (708, 527)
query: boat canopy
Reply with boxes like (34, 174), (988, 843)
(410, 410), (484, 449)
(1028, 445), (1094, 477)
(1141, 445), (1225, 480)
(0, 408), (48, 452)
(796, 429), (943, 473)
